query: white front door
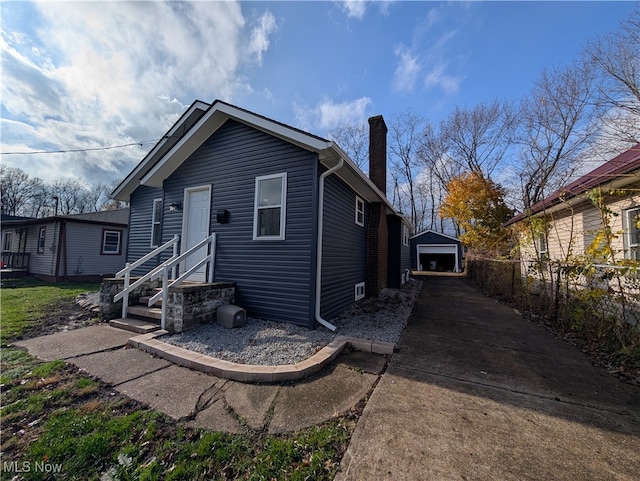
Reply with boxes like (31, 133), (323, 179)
(182, 185), (211, 281)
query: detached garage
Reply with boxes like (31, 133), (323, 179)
(410, 230), (463, 273)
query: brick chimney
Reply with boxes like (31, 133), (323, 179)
(366, 115), (388, 298)
(368, 115), (387, 195)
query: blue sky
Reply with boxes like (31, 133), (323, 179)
(1, 1), (637, 187)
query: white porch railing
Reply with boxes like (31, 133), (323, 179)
(114, 233), (217, 329)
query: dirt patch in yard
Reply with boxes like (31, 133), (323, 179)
(11, 293), (103, 341)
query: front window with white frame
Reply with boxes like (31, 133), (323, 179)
(355, 281), (365, 301)
(624, 207), (640, 259)
(253, 173), (287, 240)
(355, 197), (365, 226)
(37, 227), (46, 254)
(402, 224), (409, 246)
(535, 233), (548, 259)
(102, 229), (122, 255)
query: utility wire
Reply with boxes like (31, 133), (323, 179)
(1, 139), (160, 155)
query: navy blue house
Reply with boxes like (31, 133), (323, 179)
(112, 100), (412, 330)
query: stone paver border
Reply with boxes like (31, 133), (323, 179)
(128, 330), (394, 383)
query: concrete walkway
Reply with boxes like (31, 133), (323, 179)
(336, 276), (640, 480)
(14, 325), (385, 434)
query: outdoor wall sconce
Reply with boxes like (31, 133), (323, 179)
(169, 201), (183, 212)
(216, 209), (230, 224)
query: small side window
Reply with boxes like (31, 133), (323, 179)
(3, 232), (12, 252)
(151, 198), (162, 247)
(102, 229), (122, 255)
(402, 225), (409, 246)
(535, 233), (548, 259)
(355, 281), (365, 301)
(253, 173), (287, 240)
(355, 197), (365, 227)
(37, 227), (46, 254)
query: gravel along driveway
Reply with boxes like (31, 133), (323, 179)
(163, 280), (421, 365)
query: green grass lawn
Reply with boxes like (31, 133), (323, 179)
(0, 278), (100, 343)
(0, 278), (353, 480)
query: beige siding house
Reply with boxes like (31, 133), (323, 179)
(507, 144), (640, 270)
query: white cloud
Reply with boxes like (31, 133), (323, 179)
(0, 1), (277, 186)
(248, 11), (278, 65)
(294, 97), (372, 132)
(424, 64), (461, 94)
(336, 0), (367, 20)
(392, 44), (421, 93)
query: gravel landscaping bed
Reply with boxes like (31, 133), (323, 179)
(163, 279), (422, 365)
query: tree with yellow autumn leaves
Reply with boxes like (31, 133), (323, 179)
(439, 171), (513, 253)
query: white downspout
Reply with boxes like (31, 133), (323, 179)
(315, 158), (344, 331)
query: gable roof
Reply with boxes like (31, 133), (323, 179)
(111, 100), (210, 201)
(112, 99), (399, 214)
(411, 229), (461, 243)
(507, 143), (640, 225)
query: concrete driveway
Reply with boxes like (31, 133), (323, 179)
(336, 276), (640, 480)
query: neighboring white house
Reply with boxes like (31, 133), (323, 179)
(506, 144), (640, 270)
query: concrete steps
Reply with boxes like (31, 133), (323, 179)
(109, 317), (161, 334)
(126, 305), (162, 320)
(139, 295), (162, 307)
(111, 290), (163, 334)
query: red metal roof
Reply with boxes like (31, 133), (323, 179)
(507, 143), (640, 225)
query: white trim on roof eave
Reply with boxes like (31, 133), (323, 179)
(411, 229), (461, 242)
(141, 101), (334, 188)
(510, 169), (640, 224)
(112, 100), (210, 201)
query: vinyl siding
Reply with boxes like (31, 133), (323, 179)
(27, 221), (58, 276)
(320, 173), (368, 319)
(519, 190), (640, 272)
(161, 120), (317, 327)
(401, 224), (411, 276)
(64, 222), (127, 276)
(128, 185), (167, 274)
(387, 215), (410, 288)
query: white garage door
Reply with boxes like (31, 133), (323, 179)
(416, 244), (459, 273)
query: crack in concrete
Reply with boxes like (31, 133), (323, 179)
(392, 364), (638, 417)
(194, 379), (228, 413)
(108, 364), (173, 387)
(61, 343), (131, 360)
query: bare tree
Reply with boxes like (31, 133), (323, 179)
(49, 179), (92, 215)
(586, 5), (640, 146)
(518, 60), (596, 208)
(387, 110), (428, 230)
(0, 166), (45, 216)
(439, 100), (517, 178)
(327, 122), (369, 172)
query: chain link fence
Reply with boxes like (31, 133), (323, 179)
(466, 255), (640, 357)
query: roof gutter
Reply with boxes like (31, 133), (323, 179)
(315, 157), (344, 332)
